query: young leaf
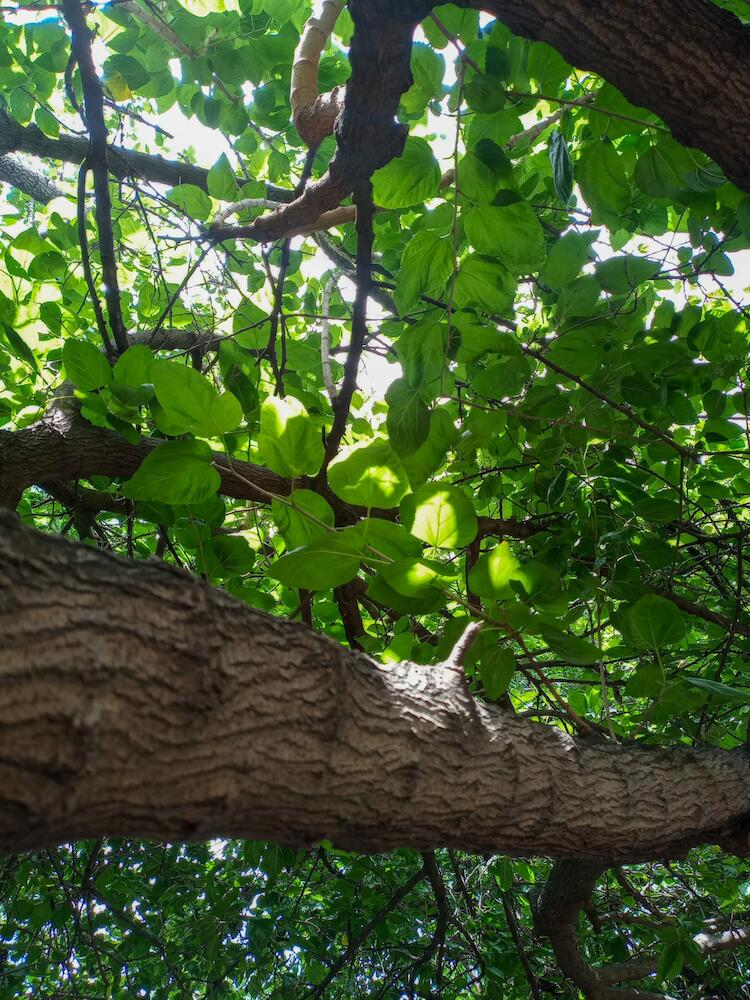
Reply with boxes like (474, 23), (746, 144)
(400, 483), (477, 549)
(269, 533), (361, 591)
(63, 340), (112, 391)
(328, 438), (410, 510)
(258, 396), (324, 479)
(151, 360), (242, 438)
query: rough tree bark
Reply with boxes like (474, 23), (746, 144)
(1, 510), (749, 860)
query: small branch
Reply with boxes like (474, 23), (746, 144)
(307, 859), (428, 998)
(62, 0), (128, 355)
(501, 889), (544, 1000)
(212, 197), (281, 227)
(321, 178), (374, 470)
(320, 275), (337, 401)
(523, 346), (697, 462)
(76, 163), (113, 357)
(444, 621), (483, 671)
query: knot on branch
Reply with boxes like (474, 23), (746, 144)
(294, 86), (345, 147)
(333, 113), (408, 178)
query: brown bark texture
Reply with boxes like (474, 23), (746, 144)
(1, 510), (750, 860)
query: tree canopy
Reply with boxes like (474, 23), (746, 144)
(1, 0), (750, 997)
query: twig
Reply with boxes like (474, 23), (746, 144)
(320, 275), (337, 401)
(444, 620), (483, 671)
(307, 859), (428, 997)
(76, 163), (113, 356)
(321, 178), (374, 469)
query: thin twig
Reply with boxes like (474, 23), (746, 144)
(321, 178), (374, 470)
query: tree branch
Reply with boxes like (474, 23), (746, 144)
(2, 510), (750, 859)
(462, 0), (750, 192)
(63, 0), (128, 354)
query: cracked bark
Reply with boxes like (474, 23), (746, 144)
(1, 510), (750, 858)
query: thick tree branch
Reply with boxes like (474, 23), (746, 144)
(210, 0), (431, 244)
(2, 511), (750, 859)
(463, 0), (750, 192)
(0, 392), (547, 543)
(0, 105), (291, 199)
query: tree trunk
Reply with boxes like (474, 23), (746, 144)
(1, 510), (749, 860)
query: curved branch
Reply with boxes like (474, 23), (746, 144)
(2, 510), (750, 859)
(291, 0), (345, 147)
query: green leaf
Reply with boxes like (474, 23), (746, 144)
(401, 407), (459, 488)
(151, 360), (242, 437)
(625, 594), (686, 652)
(480, 648), (516, 700)
(258, 396), (324, 478)
(548, 130), (573, 205)
(269, 533), (361, 591)
(400, 483), (477, 549)
(577, 139), (630, 220)
(113, 345), (153, 386)
(121, 440), (221, 505)
(464, 200), (545, 274)
(207, 153), (238, 201)
(539, 626), (601, 665)
(634, 497), (680, 523)
(468, 541), (520, 600)
(683, 676), (750, 703)
(348, 517), (422, 564)
(2, 323), (38, 371)
(328, 438), (410, 510)
(271, 489), (334, 549)
(385, 378), (431, 457)
(200, 535), (255, 577)
(166, 183), (213, 221)
(595, 255), (661, 294)
(541, 231), (597, 291)
(372, 137), (440, 209)
(528, 42), (570, 91)
(381, 557), (455, 598)
(394, 232), (453, 313)
(634, 139), (706, 200)
(63, 339), (111, 391)
(103, 54), (150, 90)
(454, 255), (516, 315)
